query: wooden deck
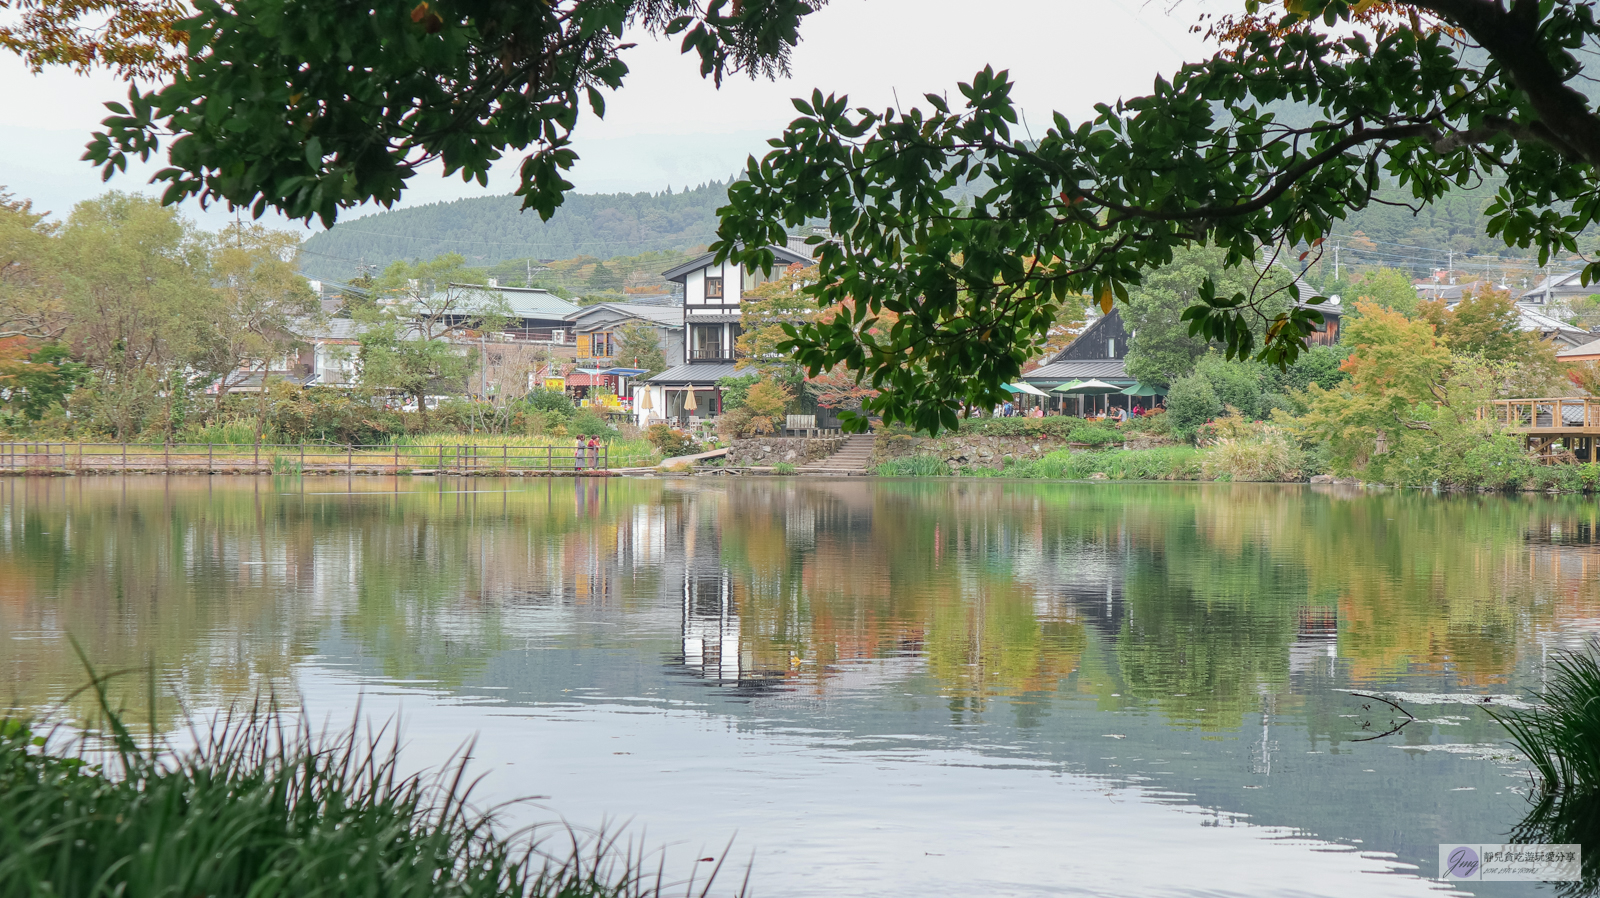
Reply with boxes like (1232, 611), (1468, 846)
(1489, 398), (1600, 461)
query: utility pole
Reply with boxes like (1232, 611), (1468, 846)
(1447, 250), (1454, 284)
(1333, 243), (1340, 281)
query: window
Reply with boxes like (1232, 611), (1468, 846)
(704, 276), (724, 301)
(691, 324), (724, 360)
(593, 332), (614, 357)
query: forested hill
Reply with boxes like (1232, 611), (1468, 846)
(299, 180), (730, 282)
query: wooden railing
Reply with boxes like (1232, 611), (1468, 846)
(1488, 398), (1600, 431)
(0, 443), (640, 475)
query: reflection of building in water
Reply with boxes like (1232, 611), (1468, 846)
(1250, 692), (1279, 776)
(1289, 608), (1339, 678)
(682, 568), (744, 682)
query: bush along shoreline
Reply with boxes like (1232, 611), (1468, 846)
(871, 409), (1600, 492)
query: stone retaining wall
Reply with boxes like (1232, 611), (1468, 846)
(728, 436), (849, 466)
(872, 431), (1074, 470)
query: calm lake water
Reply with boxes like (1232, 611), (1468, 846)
(3, 476), (1596, 897)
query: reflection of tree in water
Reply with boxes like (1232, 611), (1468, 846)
(0, 477), (674, 729)
(14, 475), (1600, 758)
(1511, 793), (1600, 898)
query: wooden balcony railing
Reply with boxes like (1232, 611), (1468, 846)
(1488, 398), (1600, 432)
(688, 348), (744, 361)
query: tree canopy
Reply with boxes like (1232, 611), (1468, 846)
(82, 0), (822, 224)
(16, 0), (1600, 431)
(1121, 246), (1295, 388)
(713, 1), (1600, 431)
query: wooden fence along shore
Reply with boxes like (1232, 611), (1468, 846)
(0, 443), (631, 476)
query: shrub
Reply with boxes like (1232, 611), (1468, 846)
(717, 405), (783, 439)
(1164, 374), (1222, 438)
(1200, 417), (1306, 482)
(1193, 353), (1270, 420)
(772, 462), (797, 475)
(715, 374), (759, 410)
(744, 379), (792, 416)
(644, 423), (699, 458)
(1435, 431), (1539, 490)
(1124, 408), (1172, 437)
(521, 387), (577, 417)
(568, 410), (618, 440)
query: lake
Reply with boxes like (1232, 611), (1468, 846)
(2, 475), (1594, 897)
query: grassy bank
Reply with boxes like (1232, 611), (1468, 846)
(0, 435), (663, 474)
(0, 700), (728, 897)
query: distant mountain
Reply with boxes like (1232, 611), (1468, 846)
(299, 180), (731, 283)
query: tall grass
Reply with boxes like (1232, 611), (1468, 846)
(975, 447), (1206, 480)
(875, 448), (1206, 480)
(0, 668), (738, 897)
(874, 455), (953, 476)
(175, 419), (261, 446)
(1490, 651), (1600, 796)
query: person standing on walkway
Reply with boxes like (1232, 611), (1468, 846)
(574, 436), (586, 472)
(587, 436), (600, 469)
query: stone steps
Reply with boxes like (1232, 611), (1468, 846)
(797, 434), (877, 475)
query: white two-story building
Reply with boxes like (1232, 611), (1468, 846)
(637, 244), (810, 426)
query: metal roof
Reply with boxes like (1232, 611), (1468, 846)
(565, 302), (684, 327)
(647, 362), (745, 385)
(491, 286), (579, 320)
(291, 317), (369, 342)
(1022, 358), (1130, 385)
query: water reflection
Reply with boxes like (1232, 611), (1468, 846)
(6, 476), (1600, 893)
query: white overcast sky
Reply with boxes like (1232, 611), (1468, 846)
(0, 0), (1218, 234)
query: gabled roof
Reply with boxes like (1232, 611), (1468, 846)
(661, 244), (811, 283)
(1417, 280), (1492, 303)
(1522, 271), (1593, 301)
(1558, 336), (1600, 359)
(565, 303), (684, 328)
(1045, 309), (1121, 364)
(1514, 303), (1592, 346)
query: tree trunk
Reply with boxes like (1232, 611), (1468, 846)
(415, 388), (428, 430)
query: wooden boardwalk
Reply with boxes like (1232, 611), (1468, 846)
(1490, 398), (1600, 461)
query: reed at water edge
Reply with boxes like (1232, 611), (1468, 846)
(0, 662), (741, 898)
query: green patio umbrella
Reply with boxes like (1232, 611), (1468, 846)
(1120, 383), (1164, 397)
(1053, 378), (1124, 416)
(1051, 379), (1122, 394)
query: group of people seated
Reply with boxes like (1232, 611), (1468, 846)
(985, 400), (1164, 421)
